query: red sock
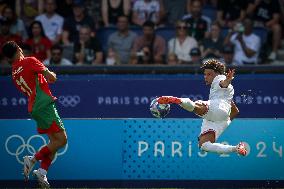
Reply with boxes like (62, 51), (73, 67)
(40, 156), (52, 171)
(35, 146), (51, 161)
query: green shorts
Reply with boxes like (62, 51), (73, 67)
(31, 102), (65, 134)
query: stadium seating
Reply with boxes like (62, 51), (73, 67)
(96, 25), (268, 54)
(221, 27), (268, 44)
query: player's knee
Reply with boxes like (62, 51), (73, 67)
(60, 136), (67, 147)
(199, 141), (212, 151)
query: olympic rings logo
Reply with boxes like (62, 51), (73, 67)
(58, 95), (80, 107)
(5, 135), (68, 165)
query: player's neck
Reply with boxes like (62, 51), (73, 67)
(18, 54), (25, 61)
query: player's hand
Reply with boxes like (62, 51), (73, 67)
(226, 69), (235, 82)
(47, 72), (57, 83)
(194, 101), (208, 116)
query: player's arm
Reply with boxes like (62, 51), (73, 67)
(230, 100), (239, 120)
(43, 68), (57, 83)
(220, 69), (235, 88)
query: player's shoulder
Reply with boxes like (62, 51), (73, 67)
(214, 74), (226, 82)
(25, 56), (41, 62)
(211, 75), (226, 87)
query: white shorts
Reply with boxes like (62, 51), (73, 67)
(200, 119), (231, 140)
(197, 99), (231, 140)
(199, 99), (231, 122)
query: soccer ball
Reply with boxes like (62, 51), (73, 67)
(150, 98), (170, 118)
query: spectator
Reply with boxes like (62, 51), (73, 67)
(107, 15), (137, 64)
(56, 0), (73, 18)
(132, 0), (162, 26)
(85, 0), (104, 28)
(43, 44), (73, 66)
(131, 21), (166, 64)
(15, 0), (44, 28)
(280, 0), (284, 27)
(74, 25), (103, 65)
(0, 18), (22, 64)
(247, 0), (282, 61)
(106, 48), (120, 65)
(168, 20), (198, 64)
(159, 0), (187, 26)
(102, 0), (131, 27)
(216, 0), (247, 28)
(62, 0), (95, 46)
(183, 0), (211, 42)
(1, 5), (28, 40)
(186, 0), (217, 13)
(167, 52), (178, 65)
(25, 21), (52, 61)
(190, 47), (202, 64)
(200, 21), (224, 59)
(225, 18), (261, 65)
(21, 43), (33, 56)
(0, 0), (15, 15)
(221, 44), (234, 64)
(35, 0), (64, 44)
(0, 18), (22, 50)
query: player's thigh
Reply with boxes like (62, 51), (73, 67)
(194, 100), (209, 116)
(31, 102), (65, 133)
(199, 131), (215, 147)
(48, 130), (67, 146)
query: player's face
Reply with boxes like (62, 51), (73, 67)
(204, 69), (218, 85)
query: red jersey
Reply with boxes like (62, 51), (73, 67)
(12, 57), (56, 112)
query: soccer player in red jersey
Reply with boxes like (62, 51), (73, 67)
(2, 41), (67, 188)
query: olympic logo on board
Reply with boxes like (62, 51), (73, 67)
(58, 95), (80, 107)
(5, 134), (68, 164)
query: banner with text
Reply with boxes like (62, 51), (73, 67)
(1, 74), (284, 118)
(0, 118), (283, 180)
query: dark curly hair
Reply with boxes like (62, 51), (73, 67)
(200, 59), (226, 74)
(1, 41), (19, 59)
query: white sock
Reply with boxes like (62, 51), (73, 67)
(200, 141), (236, 154)
(38, 168), (47, 175)
(179, 98), (195, 112)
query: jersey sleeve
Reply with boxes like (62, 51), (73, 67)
(212, 75), (226, 89)
(29, 57), (47, 73)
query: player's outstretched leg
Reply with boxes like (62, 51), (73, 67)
(201, 141), (237, 154)
(157, 96), (207, 114)
(199, 131), (247, 156)
(23, 156), (36, 181)
(157, 96), (182, 104)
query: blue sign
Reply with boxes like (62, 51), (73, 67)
(1, 74), (284, 118)
(0, 118), (283, 181)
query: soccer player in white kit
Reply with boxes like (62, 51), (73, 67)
(158, 59), (247, 156)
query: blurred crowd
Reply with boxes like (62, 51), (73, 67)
(0, 0), (284, 66)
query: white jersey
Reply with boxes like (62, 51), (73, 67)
(35, 13), (64, 42)
(209, 75), (234, 104)
(198, 75), (235, 139)
(201, 75), (234, 122)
